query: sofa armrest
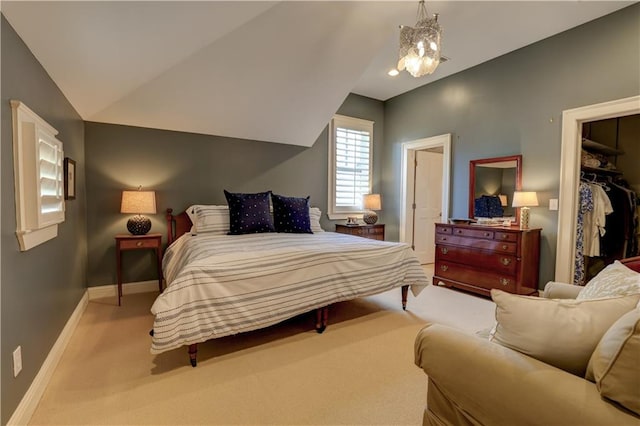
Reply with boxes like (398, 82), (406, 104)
(414, 323), (639, 426)
(542, 281), (582, 299)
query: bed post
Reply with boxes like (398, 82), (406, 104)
(315, 306), (329, 333)
(166, 208), (175, 245)
(401, 285), (409, 310)
(188, 343), (198, 367)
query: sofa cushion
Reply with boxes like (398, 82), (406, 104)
(577, 260), (640, 301)
(586, 308), (640, 415)
(490, 289), (640, 376)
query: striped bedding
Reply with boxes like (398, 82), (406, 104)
(150, 231), (429, 354)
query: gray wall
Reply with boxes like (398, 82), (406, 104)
(84, 94), (384, 286)
(383, 4), (640, 287)
(1, 16), (87, 425)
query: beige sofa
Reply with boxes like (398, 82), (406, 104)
(414, 257), (640, 426)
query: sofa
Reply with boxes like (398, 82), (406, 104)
(414, 256), (640, 426)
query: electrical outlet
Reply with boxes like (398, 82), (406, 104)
(13, 346), (22, 377)
(549, 199), (558, 211)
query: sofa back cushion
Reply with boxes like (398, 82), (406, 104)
(490, 289), (640, 377)
(586, 308), (640, 416)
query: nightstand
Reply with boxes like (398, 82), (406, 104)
(335, 224), (385, 241)
(115, 233), (163, 306)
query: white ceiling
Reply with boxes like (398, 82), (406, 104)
(2, 1), (633, 147)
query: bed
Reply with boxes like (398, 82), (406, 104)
(150, 207), (430, 366)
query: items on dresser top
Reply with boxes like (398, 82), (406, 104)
(433, 223), (541, 296)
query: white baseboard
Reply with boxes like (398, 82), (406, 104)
(8, 290), (89, 426)
(87, 280), (162, 300)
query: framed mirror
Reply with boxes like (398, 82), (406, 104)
(469, 155), (522, 225)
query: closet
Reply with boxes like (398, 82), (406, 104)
(574, 114), (640, 284)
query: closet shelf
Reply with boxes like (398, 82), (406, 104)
(582, 138), (624, 156)
(581, 166), (622, 175)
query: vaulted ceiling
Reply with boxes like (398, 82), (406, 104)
(2, 1), (632, 146)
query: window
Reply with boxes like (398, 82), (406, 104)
(328, 114), (374, 219)
(11, 100), (65, 251)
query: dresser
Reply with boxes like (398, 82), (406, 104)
(335, 224), (385, 241)
(433, 223), (541, 296)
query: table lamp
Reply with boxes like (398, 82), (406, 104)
(362, 194), (381, 225)
(512, 191), (538, 229)
(120, 187), (157, 235)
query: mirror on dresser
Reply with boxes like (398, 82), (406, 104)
(469, 155), (522, 225)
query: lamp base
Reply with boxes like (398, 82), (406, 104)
(519, 207), (530, 229)
(127, 215), (151, 235)
(363, 212), (378, 225)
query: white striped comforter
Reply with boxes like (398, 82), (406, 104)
(150, 232), (428, 354)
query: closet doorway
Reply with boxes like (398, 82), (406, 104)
(555, 95), (640, 283)
(399, 134), (451, 264)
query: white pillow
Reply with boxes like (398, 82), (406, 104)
(186, 205), (229, 235)
(309, 207), (324, 233)
(577, 261), (640, 300)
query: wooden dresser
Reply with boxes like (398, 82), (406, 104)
(433, 223), (541, 296)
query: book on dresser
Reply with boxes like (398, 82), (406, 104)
(433, 223), (541, 296)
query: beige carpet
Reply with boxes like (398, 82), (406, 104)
(29, 268), (495, 425)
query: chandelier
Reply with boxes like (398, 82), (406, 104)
(397, 0), (442, 77)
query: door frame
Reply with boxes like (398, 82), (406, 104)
(555, 95), (640, 282)
(399, 134), (451, 245)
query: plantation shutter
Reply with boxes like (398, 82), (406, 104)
(335, 126), (370, 207)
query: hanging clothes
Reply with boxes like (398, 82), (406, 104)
(574, 182), (594, 285)
(583, 183), (613, 258)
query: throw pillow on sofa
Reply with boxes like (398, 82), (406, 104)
(586, 308), (640, 416)
(490, 289), (640, 376)
(577, 260), (640, 301)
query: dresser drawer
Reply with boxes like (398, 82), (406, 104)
(494, 232), (518, 242)
(435, 225), (452, 235)
(435, 261), (517, 293)
(451, 227), (494, 239)
(435, 235), (517, 254)
(435, 245), (517, 275)
(119, 238), (159, 250)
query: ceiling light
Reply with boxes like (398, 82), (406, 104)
(397, 0), (442, 78)
(388, 69), (400, 76)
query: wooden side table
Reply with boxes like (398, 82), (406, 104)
(335, 224), (385, 241)
(115, 233), (163, 306)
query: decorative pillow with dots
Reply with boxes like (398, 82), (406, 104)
(223, 190), (275, 235)
(271, 193), (313, 234)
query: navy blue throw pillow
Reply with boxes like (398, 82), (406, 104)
(271, 193), (312, 234)
(224, 190), (275, 235)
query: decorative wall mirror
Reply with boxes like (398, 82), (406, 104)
(468, 155), (522, 225)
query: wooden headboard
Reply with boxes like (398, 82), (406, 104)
(166, 208), (193, 245)
(621, 256), (640, 273)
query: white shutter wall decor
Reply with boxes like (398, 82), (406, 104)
(11, 100), (65, 251)
(328, 115), (374, 219)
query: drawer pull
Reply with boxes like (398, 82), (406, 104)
(441, 237), (447, 241)
(500, 258), (511, 266)
(500, 278), (511, 286)
(440, 247), (449, 255)
(456, 229), (463, 234)
(440, 265), (449, 272)
(136, 241), (143, 247)
(501, 234), (508, 239)
(502, 244), (508, 250)
(484, 232), (491, 237)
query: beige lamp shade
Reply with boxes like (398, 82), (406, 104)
(498, 194), (508, 207)
(363, 194), (382, 211)
(511, 191), (539, 208)
(120, 190), (157, 214)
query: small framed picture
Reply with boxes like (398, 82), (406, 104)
(64, 157), (76, 200)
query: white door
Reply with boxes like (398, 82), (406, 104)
(412, 150), (443, 264)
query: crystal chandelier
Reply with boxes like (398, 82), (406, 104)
(397, 0), (442, 77)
